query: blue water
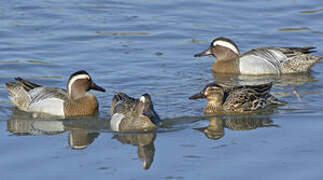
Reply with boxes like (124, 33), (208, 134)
(0, 0), (323, 179)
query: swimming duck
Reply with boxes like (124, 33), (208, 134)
(189, 82), (283, 113)
(194, 37), (322, 75)
(110, 92), (160, 132)
(5, 70), (105, 117)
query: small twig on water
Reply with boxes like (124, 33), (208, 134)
(290, 86), (302, 102)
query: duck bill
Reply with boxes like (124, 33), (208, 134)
(150, 109), (161, 126)
(194, 48), (212, 57)
(189, 92), (206, 99)
(91, 82), (106, 92)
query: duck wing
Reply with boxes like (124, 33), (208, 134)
(29, 87), (68, 105)
(275, 46), (316, 57)
(223, 83), (273, 112)
(26, 87), (67, 116)
(243, 46), (321, 73)
(14, 77), (42, 91)
(111, 92), (138, 115)
(244, 46), (316, 61)
(12, 77), (68, 103)
(6, 77), (68, 115)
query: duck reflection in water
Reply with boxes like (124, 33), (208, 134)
(212, 71), (317, 87)
(195, 116), (225, 140)
(112, 132), (156, 170)
(67, 127), (99, 150)
(7, 109), (101, 150)
(195, 115), (278, 141)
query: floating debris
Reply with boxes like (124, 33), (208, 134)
(278, 27), (311, 31)
(96, 31), (149, 36)
(300, 8), (323, 14)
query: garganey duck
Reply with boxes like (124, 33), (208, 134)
(110, 92), (160, 131)
(194, 37), (322, 75)
(5, 70), (105, 117)
(189, 82), (283, 113)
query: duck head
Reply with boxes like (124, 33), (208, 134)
(67, 70), (106, 99)
(194, 37), (240, 61)
(137, 93), (161, 126)
(189, 82), (225, 111)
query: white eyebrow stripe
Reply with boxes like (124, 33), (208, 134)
(213, 40), (239, 55)
(67, 74), (90, 94)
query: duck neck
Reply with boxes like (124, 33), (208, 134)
(69, 89), (87, 100)
(204, 98), (223, 114)
(212, 48), (240, 73)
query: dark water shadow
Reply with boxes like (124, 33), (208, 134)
(6, 108), (157, 169)
(194, 114), (278, 141)
(5, 106), (280, 170)
(212, 71), (317, 86)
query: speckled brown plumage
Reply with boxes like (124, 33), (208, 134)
(189, 82), (284, 114)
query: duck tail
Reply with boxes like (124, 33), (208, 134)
(287, 46), (317, 54)
(244, 82), (273, 94)
(5, 80), (32, 110)
(268, 96), (286, 106)
(110, 92), (134, 115)
(14, 77), (41, 92)
(282, 51), (322, 73)
(113, 92), (131, 102)
(5, 81), (18, 97)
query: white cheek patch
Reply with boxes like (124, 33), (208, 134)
(140, 96), (146, 103)
(67, 74), (90, 94)
(213, 40), (239, 55)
